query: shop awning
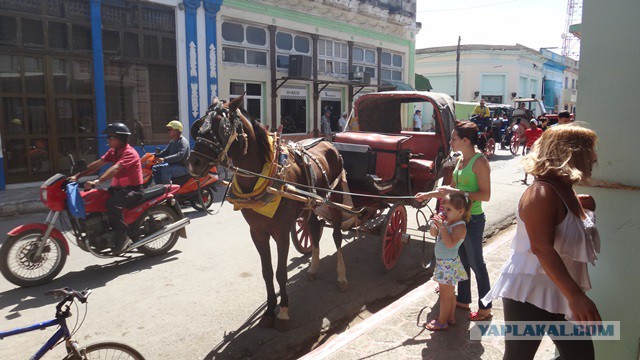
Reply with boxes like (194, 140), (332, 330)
(381, 79), (416, 91)
(415, 74), (433, 91)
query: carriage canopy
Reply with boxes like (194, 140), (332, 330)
(353, 91), (456, 146)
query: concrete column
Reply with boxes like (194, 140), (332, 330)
(203, 0), (222, 105)
(184, 0), (202, 128)
(90, 0), (108, 154)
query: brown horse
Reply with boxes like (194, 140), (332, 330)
(188, 95), (348, 331)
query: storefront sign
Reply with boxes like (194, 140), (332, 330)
(321, 89), (342, 100)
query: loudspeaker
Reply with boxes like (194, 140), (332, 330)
(288, 55), (312, 78)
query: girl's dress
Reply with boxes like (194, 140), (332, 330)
(481, 182), (601, 319)
(433, 220), (468, 285)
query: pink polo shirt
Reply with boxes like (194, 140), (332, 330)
(101, 144), (143, 187)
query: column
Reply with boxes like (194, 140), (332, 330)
(203, 0), (222, 105)
(184, 0), (202, 128)
(312, 34), (319, 136)
(90, 0), (108, 154)
(269, 25), (277, 131)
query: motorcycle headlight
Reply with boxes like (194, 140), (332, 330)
(41, 188), (48, 202)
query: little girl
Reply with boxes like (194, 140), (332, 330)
(426, 193), (471, 331)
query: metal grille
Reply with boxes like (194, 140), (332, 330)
(0, 0), (42, 14)
(142, 6), (174, 33)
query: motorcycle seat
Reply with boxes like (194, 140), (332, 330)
(126, 185), (166, 209)
(171, 174), (192, 186)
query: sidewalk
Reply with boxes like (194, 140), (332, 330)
(301, 225), (558, 360)
(0, 185), (45, 217)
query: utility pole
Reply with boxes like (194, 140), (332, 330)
(455, 36), (461, 101)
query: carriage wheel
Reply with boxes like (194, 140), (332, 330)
(380, 204), (407, 271)
(485, 138), (496, 158)
(510, 132), (520, 155)
(290, 210), (322, 255)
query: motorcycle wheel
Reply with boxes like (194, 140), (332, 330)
(0, 230), (67, 287)
(133, 205), (180, 257)
(192, 187), (214, 211)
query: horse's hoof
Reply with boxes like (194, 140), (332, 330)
(274, 317), (290, 332)
(307, 272), (317, 281)
(258, 315), (275, 328)
(337, 281), (349, 292)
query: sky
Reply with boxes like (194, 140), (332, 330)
(415, 0), (575, 55)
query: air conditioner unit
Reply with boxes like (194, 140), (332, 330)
(288, 55), (312, 78)
(350, 72), (371, 84)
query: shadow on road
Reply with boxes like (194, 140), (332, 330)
(198, 228), (437, 360)
(0, 250), (181, 315)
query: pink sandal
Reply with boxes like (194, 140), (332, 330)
(425, 319), (449, 331)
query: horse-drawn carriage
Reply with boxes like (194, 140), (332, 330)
(188, 91), (454, 330)
(291, 91), (456, 270)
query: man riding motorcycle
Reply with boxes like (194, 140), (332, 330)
(152, 120), (191, 184)
(71, 122), (143, 254)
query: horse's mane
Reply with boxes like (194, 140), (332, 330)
(239, 108), (272, 162)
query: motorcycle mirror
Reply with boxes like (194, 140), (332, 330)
(71, 159), (87, 174)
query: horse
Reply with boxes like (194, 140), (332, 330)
(188, 94), (349, 331)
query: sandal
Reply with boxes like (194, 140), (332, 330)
(424, 319), (449, 331)
(469, 311), (493, 321)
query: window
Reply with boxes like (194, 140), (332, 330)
(381, 51), (403, 81)
(222, 21), (268, 66)
(318, 38), (348, 77)
(275, 30), (310, 70)
(564, 77), (568, 89)
(571, 79), (576, 89)
(352, 46), (376, 79)
(230, 81), (263, 120)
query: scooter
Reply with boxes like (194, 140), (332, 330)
(0, 159), (190, 288)
(140, 150), (220, 211)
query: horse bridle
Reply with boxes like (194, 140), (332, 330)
(191, 101), (247, 167)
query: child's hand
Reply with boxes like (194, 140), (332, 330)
(432, 214), (445, 229)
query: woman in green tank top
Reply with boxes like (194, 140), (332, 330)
(416, 120), (492, 320)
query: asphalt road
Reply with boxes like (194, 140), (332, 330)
(0, 148), (528, 360)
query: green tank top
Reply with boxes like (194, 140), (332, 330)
(453, 153), (484, 215)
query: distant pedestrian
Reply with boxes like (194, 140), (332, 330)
(321, 110), (332, 138)
(424, 193), (471, 331)
(338, 112), (348, 132)
(522, 119), (543, 184)
(539, 116), (549, 131)
(413, 110), (422, 131)
(554, 110), (572, 126)
(483, 123), (601, 359)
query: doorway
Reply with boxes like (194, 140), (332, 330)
(320, 100), (341, 131)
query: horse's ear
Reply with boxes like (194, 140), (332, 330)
(190, 117), (205, 140)
(228, 92), (245, 112)
(208, 97), (220, 112)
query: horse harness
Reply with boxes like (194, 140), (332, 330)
(191, 100), (248, 167)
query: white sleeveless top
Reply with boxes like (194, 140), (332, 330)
(481, 184), (601, 319)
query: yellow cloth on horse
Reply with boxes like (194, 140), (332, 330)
(228, 136), (283, 218)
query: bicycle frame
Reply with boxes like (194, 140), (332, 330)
(0, 316), (72, 360)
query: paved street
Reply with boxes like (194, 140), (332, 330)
(0, 148), (529, 360)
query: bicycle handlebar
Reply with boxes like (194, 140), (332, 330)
(45, 287), (92, 304)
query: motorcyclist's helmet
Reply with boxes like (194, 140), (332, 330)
(103, 122), (131, 144)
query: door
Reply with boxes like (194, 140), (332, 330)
(0, 55), (97, 184)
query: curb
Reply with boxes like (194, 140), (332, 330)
(0, 200), (46, 218)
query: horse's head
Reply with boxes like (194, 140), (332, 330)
(189, 94), (247, 178)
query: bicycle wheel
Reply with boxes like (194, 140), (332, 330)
(78, 341), (145, 359)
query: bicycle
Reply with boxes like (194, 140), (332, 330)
(0, 287), (144, 360)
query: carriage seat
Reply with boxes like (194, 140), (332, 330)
(334, 132), (410, 184)
(400, 131), (444, 192)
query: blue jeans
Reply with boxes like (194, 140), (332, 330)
(457, 213), (492, 310)
(152, 163), (190, 184)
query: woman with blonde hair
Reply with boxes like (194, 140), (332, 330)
(482, 123), (601, 359)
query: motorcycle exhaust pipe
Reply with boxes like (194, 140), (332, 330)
(128, 217), (190, 251)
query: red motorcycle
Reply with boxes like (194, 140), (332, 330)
(140, 151), (221, 211)
(0, 164), (190, 288)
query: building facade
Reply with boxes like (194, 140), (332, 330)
(415, 44), (578, 114)
(0, 0), (419, 188)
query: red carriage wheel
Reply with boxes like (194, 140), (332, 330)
(510, 132), (520, 155)
(290, 210), (321, 255)
(380, 204), (407, 271)
(485, 138), (496, 158)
